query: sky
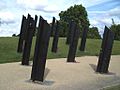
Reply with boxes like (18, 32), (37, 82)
(0, 0), (120, 37)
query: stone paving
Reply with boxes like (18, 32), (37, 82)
(0, 56), (120, 90)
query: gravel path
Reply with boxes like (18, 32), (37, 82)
(0, 56), (120, 90)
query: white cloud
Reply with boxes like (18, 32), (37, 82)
(43, 4), (59, 13)
(16, 0), (48, 9)
(75, 0), (110, 7)
(0, 1), (6, 10)
(0, 23), (19, 36)
(0, 11), (15, 24)
(0, 0), (120, 37)
(16, 0), (60, 13)
(88, 5), (120, 36)
(98, 18), (112, 26)
(86, 5), (120, 26)
(90, 20), (99, 26)
(108, 7), (120, 17)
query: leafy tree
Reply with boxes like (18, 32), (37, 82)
(110, 24), (120, 40)
(87, 27), (101, 39)
(59, 4), (89, 37)
(12, 34), (17, 37)
(59, 20), (68, 37)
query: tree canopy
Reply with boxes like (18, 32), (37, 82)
(87, 27), (101, 39)
(110, 24), (120, 40)
(59, 4), (89, 37)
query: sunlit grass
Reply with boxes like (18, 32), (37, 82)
(0, 37), (120, 64)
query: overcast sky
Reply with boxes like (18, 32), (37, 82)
(0, 0), (120, 36)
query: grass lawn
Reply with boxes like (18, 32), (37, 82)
(0, 37), (120, 64)
(103, 84), (120, 90)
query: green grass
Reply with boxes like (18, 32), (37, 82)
(0, 37), (120, 64)
(103, 84), (120, 90)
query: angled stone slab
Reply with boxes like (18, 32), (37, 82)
(67, 22), (80, 62)
(51, 17), (56, 36)
(96, 26), (114, 73)
(22, 15), (36, 65)
(66, 21), (73, 45)
(51, 21), (59, 53)
(31, 16), (51, 82)
(79, 26), (88, 51)
(17, 15), (27, 53)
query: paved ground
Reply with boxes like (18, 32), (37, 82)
(0, 56), (120, 90)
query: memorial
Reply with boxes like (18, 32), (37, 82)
(31, 16), (51, 82)
(96, 26), (114, 73)
(51, 17), (56, 36)
(66, 21), (73, 45)
(33, 15), (38, 36)
(67, 22), (80, 62)
(17, 15), (27, 53)
(51, 21), (59, 53)
(22, 15), (36, 65)
(79, 25), (88, 51)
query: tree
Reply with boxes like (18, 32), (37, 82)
(12, 34), (17, 37)
(59, 4), (89, 37)
(87, 27), (101, 39)
(110, 24), (120, 40)
(58, 20), (68, 37)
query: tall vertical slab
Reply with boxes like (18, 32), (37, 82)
(67, 22), (80, 62)
(22, 16), (35, 65)
(96, 26), (109, 72)
(79, 26), (88, 51)
(96, 26), (114, 73)
(31, 17), (51, 82)
(17, 15), (26, 53)
(51, 17), (56, 36)
(51, 21), (59, 53)
(33, 15), (38, 36)
(66, 21), (74, 45)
